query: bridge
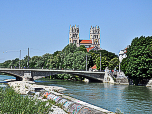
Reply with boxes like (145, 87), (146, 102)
(0, 68), (106, 82)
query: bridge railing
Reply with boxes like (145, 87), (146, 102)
(0, 67), (105, 72)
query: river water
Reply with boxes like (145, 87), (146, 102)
(1, 75), (152, 113)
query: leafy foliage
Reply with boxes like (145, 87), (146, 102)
(120, 57), (127, 73)
(122, 36), (152, 85)
(108, 57), (119, 70)
(77, 45), (87, 52)
(96, 56), (109, 70)
(0, 87), (52, 113)
(0, 43), (118, 72)
(89, 50), (118, 70)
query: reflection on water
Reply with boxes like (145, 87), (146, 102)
(0, 75), (16, 81)
(35, 78), (152, 113)
(34, 80), (51, 83)
(0, 83), (7, 87)
(0, 75), (15, 88)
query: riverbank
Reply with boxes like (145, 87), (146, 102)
(6, 80), (67, 95)
(5, 79), (115, 114)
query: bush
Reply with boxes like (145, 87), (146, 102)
(0, 87), (53, 113)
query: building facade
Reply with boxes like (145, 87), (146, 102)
(69, 25), (80, 47)
(90, 25), (100, 48)
(69, 25), (101, 50)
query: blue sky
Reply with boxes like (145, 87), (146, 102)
(0, 0), (152, 63)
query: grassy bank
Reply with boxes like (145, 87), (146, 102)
(0, 87), (53, 114)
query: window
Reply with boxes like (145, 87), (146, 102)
(73, 40), (77, 44)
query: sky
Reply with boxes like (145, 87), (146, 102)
(0, 0), (152, 63)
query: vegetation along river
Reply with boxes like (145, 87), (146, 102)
(1, 75), (152, 113)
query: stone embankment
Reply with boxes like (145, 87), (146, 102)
(6, 80), (66, 95)
(5, 79), (114, 114)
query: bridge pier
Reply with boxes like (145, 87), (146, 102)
(22, 77), (34, 81)
(23, 72), (34, 81)
(16, 77), (23, 81)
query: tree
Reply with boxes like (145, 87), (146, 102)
(8, 58), (19, 68)
(120, 57), (127, 73)
(89, 50), (118, 70)
(124, 36), (152, 85)
(96, 56), (109, 70)
(21, 55), (31, 68)
(89, 52), (99, 67)
(97, 50), (118, 62)
(108, 57), (119, 70)
(77, 45), (87, 52)
(47, 54), (60, 69)
(30, 56), (41, 68)
(72, 51), (91, 70)
(63, 52), (74, 69)
(0, 60), (11, 68)
(42, 53), (52, 68)
(53, 51), (61, 57)
(61, 43), (77, 56)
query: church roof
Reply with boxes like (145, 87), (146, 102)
(86, 47), (95, 52)
(80, 40), (92, 44)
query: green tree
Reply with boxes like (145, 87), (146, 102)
(89, 52), (99, 67)
(72, 51), (91, 70)
(61, 43), (77, 56)
(0, 60), (11, 68)
(89, 50), (118, 70)
(96, 56), (109, 70)
(8, 58), (19, 68)
(120, 57), (127, 73)
(77, 45), (87, 52)
(125, 36), (152, 85)
(21, 55), (31, 68)
(63, 52), (74, 69)
(30, 56), (41, 68)
(108, 57), (119, 70)
(42, 53), (52, 68)
(47, 54), (60, 69)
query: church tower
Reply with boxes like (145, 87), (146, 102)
(69, 25), (80, 47)
(90, 25), (100, 48)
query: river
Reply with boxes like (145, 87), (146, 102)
(1, 75), (152, 113)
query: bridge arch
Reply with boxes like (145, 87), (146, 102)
(0, 69), (105, 82)
(0, 71), (23, 81)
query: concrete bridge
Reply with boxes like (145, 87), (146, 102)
(0, 68), (105, 82)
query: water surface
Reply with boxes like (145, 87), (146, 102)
(35, 78), (152, 113)
(1, 75), (152, 113)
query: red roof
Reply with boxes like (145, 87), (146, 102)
(91, 64), (97, 69)
(80, 40), (92, 44)
(86, 47), (94, 52)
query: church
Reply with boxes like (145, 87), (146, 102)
(69, 25), (102, 52)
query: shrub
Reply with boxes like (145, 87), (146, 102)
(0, 87), (53, 113)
